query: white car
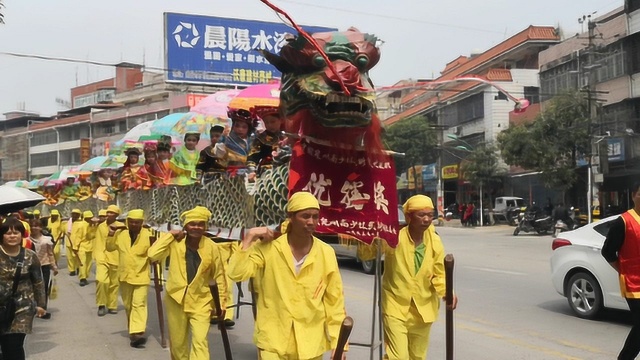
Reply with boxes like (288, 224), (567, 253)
(550, 215), (629, 319)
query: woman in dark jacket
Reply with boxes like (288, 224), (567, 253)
(0, 217), (46, 360)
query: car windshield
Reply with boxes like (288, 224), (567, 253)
(515, 199), (526, 207)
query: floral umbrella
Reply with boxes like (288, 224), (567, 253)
(112, 120), (157, 149)
(191, 89), (241, 118)
(227, 82), (280, 110)
(170, 113), (230, 139)
(148, 113), (193, 135)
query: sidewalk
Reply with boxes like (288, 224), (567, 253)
(25, 256), (259, 359)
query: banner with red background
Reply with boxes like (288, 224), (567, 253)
(288, 140), (399, 247)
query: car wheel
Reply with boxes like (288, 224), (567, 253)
(565, 272), (603, 319)
(361, 259), (376, 275)
(513, 227), (520, 236)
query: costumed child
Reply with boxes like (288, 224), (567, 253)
(168, 131), (201, 185)
(246, 105), (285, 181)
(196, 124), (227, 182)
(119, 147), (144, 191)
(224, 108), (253, 175)
(59, 176), (79, 202)
(137, 142), (168, 189)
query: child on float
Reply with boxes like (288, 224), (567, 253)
(168, 131), (201, 185)
(224, 108), (254, 175)
(246, 105), (285, 182)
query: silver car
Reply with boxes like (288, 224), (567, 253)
(550, 215), (629, 319)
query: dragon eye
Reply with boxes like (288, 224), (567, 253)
(356, 54), (369, 69)
(312, 54), (326, 67)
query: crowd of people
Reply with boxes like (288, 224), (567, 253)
(40, 105), (287, 207)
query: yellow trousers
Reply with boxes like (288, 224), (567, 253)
(95, 262), (119, 310)
(66, 246), (77, 273)
(120, 282), (148, 334)
(258, 326), (323, 360)
(53, 241), (61, 264)
(383, 302), (433, 360)
(78, 250), (93, 280)
(166, 295), (211, 360)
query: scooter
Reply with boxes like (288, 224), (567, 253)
(513, 209), (554, 236)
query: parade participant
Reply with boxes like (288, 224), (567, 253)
(196, 124), (227, 179)
(246, 106), (285, 181)
(119, 147), (144, 191)
(138, 142), (168, 189)
(76, 211), (98, 287)
(98, 209), (107, 223)
(47, 210), (64, 263)
(59, 176), (79, 202)
(95, 169), (116, 202)
(169, 132), (201, 185)
(224, 108), (253, 172)
(0, 217), (46, 360)
(76, 175), (93, 201)
(94, 205), (122, 316)
(29, 219), (57, 319)
(32, 210), (41, 221)
(148, 206), (228, 360)
(157, 135), (173, 162)
(602, 182), (640, 360)
(228, 191), (347, 360)
(66, 209), (82, 276)
(211, 239), (238, 328)
(106, 209), (152, 348)
(381, 195), (457, 360)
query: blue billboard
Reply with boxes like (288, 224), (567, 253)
(164, 13), (335, 86)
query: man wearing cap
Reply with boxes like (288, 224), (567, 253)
(106, 209), (153, 348)
(228, 191), (347, 360)
(94, 205), (123, 316)
(148, 206), (228, 360)
(381, 195), (458, 360)
(48, 209), (64, 263)
(66, 209), (82, 276)
(98, 209), (108, 223)
(76, 210), (98, 286)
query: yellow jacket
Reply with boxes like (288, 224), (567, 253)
(228, 235), (346, 359)
(148, 233), (228, 313)
(106, 227), (152, 285)
(382, 226), (446, 323)
(94, 221), (122, 266)
(69, 221), (85, 251)
(48, 219), (64, 243)
(78, 222), (98, 252)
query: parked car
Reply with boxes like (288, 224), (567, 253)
(328, 206), (406, 274)
(492, 196), (526, 225)
(550, 215), (629, 319)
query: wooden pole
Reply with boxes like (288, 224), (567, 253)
(445, 254), (455, 360)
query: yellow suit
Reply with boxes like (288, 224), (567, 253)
(67, 220), (83, 273)
(213, 241), (238, 321)
(77, 222), (97, 281)
(94, 221), (122, 311)
(149, 233), (228, 360)
(381, 226), (446, 360)
(228, 235), (345, 360)
(48, 219), (64, 263)
(107, 227), (152, 335)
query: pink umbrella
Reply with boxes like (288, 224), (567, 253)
(191, 89), (241, 118)
(228, 81), (281, 111)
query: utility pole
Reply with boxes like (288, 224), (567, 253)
(436, 93), (444, 218)
(583, 14), (598, 224)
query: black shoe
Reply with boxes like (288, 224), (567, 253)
(98, 306), (107, 317)
(79, 279), (88, 286)
(69, 271), (76, 276)
(129, 334), (147, 348)
(40, 312), (52, 320)
(210, 318), (219, 325)
(224, 319), (235, 328)
(108, 309), (118, 315)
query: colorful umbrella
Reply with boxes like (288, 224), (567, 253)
(191, 89), (241, 118)
(227, 82), (280, 110)
(0, 185), (45, 214)
(170, 113), (230, 138)
(3, 180), (30, 188)
(149, 113), (193, 136)
(113, 120), (156, 148)
(48, 168), (75, 182)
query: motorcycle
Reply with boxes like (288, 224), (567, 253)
(513, 208), (554, 236)
(553, 207), (579, 237)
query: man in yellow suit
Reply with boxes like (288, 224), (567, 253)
(67, 209), (82, 276)
(228, 191), (347, 360)
(107, 209), (152, 348)
(212, 240), (238, 327)
(381, 195), (458, 360)
(77, 210), (98, 287)
(94, 205), (122, 316)
(148, 206), (227, 360)
(47, 209), (64, 263)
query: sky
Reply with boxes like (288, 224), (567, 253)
(0, 0), (624, 117)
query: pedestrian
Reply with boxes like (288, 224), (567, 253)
(76, 211), (97, 287)
(602, 182), (640, 360)
(228, 191), (347, 360)
(29, 220), (58, 319)
(148, 206), (228, 360)
(47, 209), (64, 264)
(66, 209), (82, 276)
(106, 209), (153, 348)
(381, 194), (457, 360)
(0, 217), (46, 360)
(94, 205), (123, 316)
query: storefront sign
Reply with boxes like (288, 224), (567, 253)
(442, 164), (459, 179)
(80, 138), (91, 164)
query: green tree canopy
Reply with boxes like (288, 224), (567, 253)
(497, 90), (590, 190)
(383, 115), (438, 176)
(460, 142), (506, 187)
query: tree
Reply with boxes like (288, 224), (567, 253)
(383, 115), (438, 177)
(0, 1), (4, 24)
(460, 142), (506, 210)
(497, 90), (590, 194)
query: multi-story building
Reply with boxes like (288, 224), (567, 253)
(538, 3), (640, 211)
(0, 111), (52, 183)
(385, 26), (560, 209)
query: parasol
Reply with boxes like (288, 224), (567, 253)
(3, 180), (30, 188)
(191, 89), (241, 118)
(227, 82), (280, 110)
(0, 185), (45, 214)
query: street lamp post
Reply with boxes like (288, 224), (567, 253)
(446, 134), (485, 226)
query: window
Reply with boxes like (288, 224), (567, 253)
(442, 93), (484, 126)
(30, 131), (57, 146)
(30, 152), (57, 168)
(524, 87), (540, 105)
(593, 220), (614, 237)
(629, 0), (640, 13)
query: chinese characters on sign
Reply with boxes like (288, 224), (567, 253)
(165, 13), (335, 86)
(289, 141), (399, 247)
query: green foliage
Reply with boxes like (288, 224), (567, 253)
(497, 91), (590, 190)
(460, 142), (506, 187)
(0, 1), (4, 24)
(383, 115), (438, 175)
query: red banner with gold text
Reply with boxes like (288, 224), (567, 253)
(288, 140), (399, 247)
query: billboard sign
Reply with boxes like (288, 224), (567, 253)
(164, 13), (335, 86)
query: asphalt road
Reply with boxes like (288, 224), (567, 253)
(25, 226), (631, 359)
